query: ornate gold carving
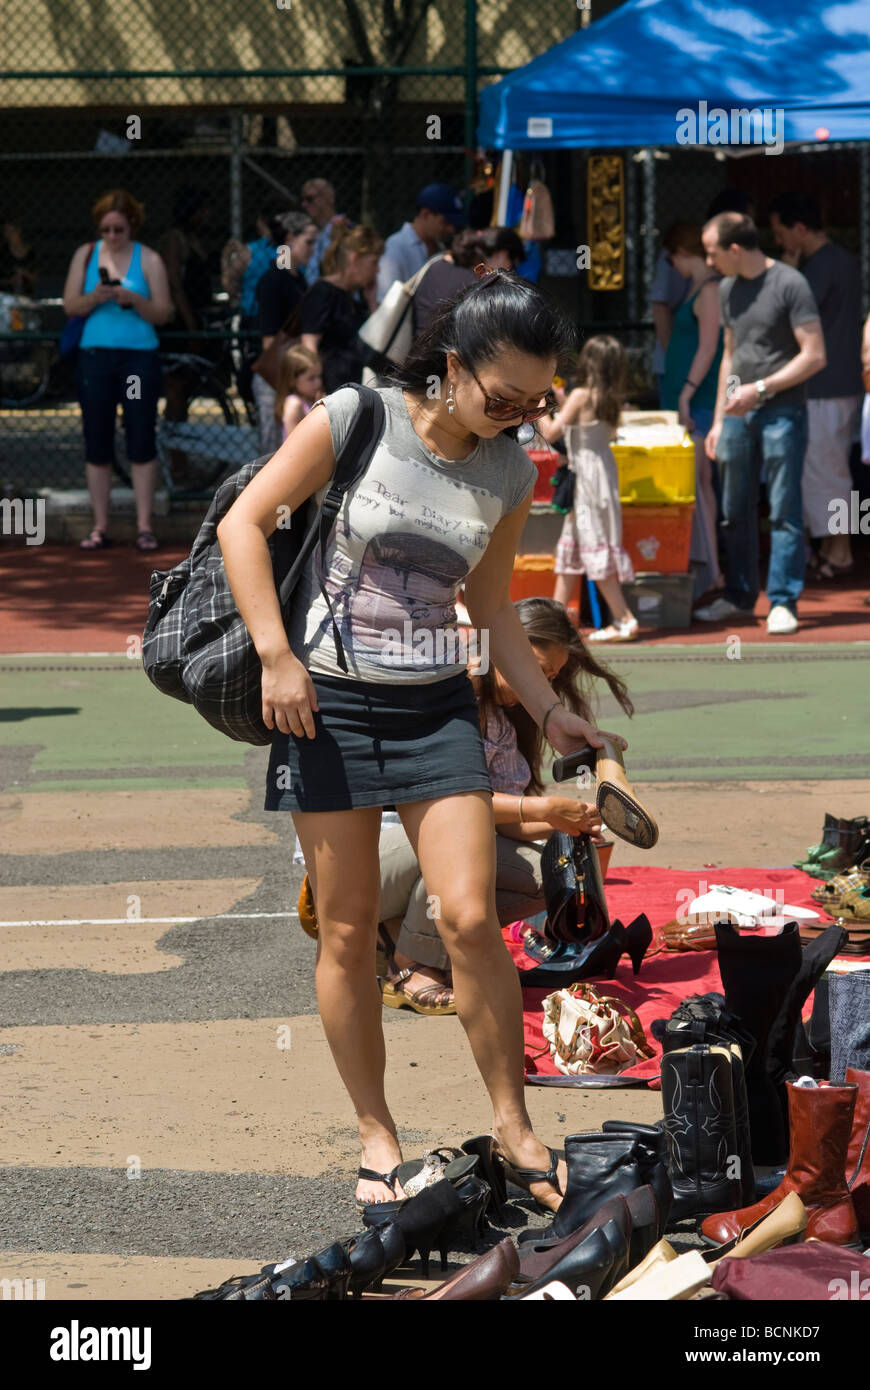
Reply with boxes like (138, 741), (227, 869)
(587, 155), (625, 291)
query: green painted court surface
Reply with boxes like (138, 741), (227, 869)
(1, 644), (868, 790)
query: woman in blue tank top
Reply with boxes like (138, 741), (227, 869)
(62, 189), (172, 551)
(660, 221), (725, 594)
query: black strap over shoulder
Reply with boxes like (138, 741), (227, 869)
(276, 382), (385, 672)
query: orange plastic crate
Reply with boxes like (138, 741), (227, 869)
(622, 504), (694, 574)
(509, 554), (556, 601)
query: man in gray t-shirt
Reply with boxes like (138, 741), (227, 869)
(771, 191), (863, 577)
(696, 213), (826, 635)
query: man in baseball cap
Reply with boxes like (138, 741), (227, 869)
(375, 183), (466, 303)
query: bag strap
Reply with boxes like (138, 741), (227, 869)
(380, 253), (447, 357)
(566, 982), (654, 1058)
(276, 383), (385, 672)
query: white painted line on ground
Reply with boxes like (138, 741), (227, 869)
(0, 912), (299, 926)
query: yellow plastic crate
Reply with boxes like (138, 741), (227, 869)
(613, 437), (696, 505)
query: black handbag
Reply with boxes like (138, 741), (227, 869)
(540, 831), (609, 945)
(550, 462), (575, 514)
(142, 383), (385, 744)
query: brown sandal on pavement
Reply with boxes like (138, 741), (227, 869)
(79, 528), (111, 550)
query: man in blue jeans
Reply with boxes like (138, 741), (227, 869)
(696, 213), (826, 634)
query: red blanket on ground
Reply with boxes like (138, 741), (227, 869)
(506, 866), (833, 1086)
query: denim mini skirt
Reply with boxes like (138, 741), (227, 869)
(264, 669), (493, 813)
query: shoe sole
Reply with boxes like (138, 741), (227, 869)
(597, 785), (659, 849)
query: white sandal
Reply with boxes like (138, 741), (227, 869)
(587, 618), (639, 643)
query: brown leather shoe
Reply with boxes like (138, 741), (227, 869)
(845, 1067), (870, 1232)
(700, 1081), (861, 1249)
(391, 1238), (519, 1300)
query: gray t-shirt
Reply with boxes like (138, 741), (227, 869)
(800, 241), (863, 400)
(720, 260), (821, 407)
(287, 384), (537, 683)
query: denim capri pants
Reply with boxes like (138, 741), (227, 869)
(264, 669), (493, 813)
(77, 347), (162, 464)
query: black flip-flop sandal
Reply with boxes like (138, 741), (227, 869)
(79, 528), (111, 550)
(356, 1163), (401, 1209)
(495, 1144), (564, 1213)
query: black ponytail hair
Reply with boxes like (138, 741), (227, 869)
(385, 268), (578, 439)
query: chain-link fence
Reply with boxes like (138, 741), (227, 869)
(4, 0), (861, 507)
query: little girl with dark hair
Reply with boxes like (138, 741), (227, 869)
(538, 334), (637, 642)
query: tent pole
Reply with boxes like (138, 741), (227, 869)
(856, 144), (861, 318)
(497, 149), (514, 224)
(641, 148), (657, 324)
(625, 150), (638, 322)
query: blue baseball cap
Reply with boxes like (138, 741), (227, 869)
(416, 183), (466, 229)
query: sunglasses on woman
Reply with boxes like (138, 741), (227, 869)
(460, 358), (556, 422)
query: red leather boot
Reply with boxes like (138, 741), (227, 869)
(845, 1067), (870, 1232)
(700, 1081), (861, 1248)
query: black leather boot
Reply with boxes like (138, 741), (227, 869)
(601, 1119), (672, 1228)
(715, 922), (802, 1164)
(767, 923), (848, 1136)
(518, 1132), (642, 1245)
(661, 1044), (743, 1223)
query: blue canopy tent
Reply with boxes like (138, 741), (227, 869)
(478, 0), (870, 149)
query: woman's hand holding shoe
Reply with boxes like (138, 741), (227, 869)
(542, 797), (602, 836)
(261, 650), (320, 738)
(545, 704), (627, 757)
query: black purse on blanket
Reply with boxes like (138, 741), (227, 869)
(540, 831), (609, 945)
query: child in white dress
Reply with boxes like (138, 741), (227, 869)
(538, 335), (637, 642)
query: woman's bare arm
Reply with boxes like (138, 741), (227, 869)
(216, 403), (336, 665)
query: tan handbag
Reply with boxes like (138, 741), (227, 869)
(540, 982), (654, 1076)
(518, 180), (555, 241)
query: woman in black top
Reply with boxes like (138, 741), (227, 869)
(299, 223), (384, 392)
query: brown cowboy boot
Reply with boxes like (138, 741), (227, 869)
(845, 1067), (870, 1233)
(700, 1081), (862, 1249)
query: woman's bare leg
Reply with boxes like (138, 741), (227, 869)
(84, 463), (112, 533)
(398, 790), (567, 1211)
(695, 437), (724, 586)
(595, 573), (633, 626)
(293, 805), (406, 1205)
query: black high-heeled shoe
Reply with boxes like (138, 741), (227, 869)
(306, 1241), (352, 1301)
(343, 1220), (406, 1298)
(364, 1175), (491, 1279)
(461, 1136), (508, 1219)
(508, 1223), (627, 1300)
(271, 1256), (332, 1301)
(623, 913), (652, 974)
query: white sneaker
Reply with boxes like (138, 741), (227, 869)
(766, 605), (798, 635)
(693, 597), (742, 622)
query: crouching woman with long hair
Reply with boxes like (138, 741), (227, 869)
(216, 267), (629, 1212)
